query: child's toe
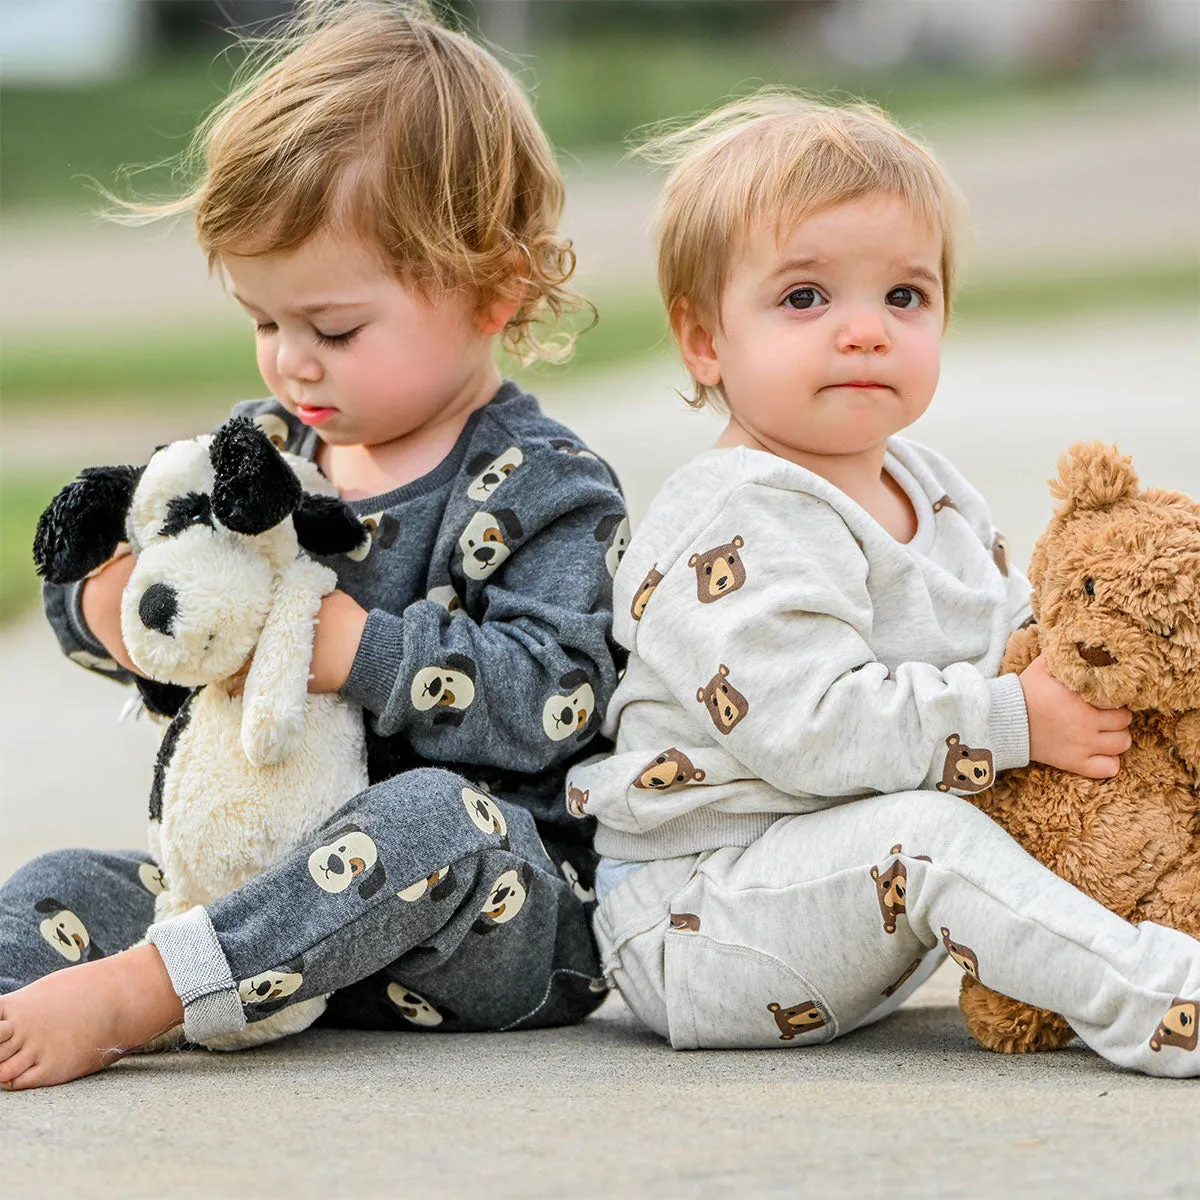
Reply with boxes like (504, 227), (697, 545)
(0, 1021), (18, 1057)
(0, 1044), (34, 1085)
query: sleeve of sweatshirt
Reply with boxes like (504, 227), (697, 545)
(631, 483), (1029, 798)
(341, 446), (624, 775)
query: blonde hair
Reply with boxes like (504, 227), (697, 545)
(638, 91), (967, 408)
(118, 0), (581, 361)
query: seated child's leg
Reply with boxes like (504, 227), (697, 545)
(147, 768), (603, 1042)
(606, 792), (1200, 1077)
(0, 848), (160, 993)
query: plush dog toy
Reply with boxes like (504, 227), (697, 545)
(959, 443), (1200, 1053)
(34, 415), (370, 1049)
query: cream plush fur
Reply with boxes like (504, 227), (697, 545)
(122, 431), (368, 1051)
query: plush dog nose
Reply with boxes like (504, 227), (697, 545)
(1076, 642), (1117, 667)
(139, 582), (178, 636)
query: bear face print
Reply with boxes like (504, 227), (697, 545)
(669, 913), (701, 932)
(462, 787), (508, 842)
(881, 957), (924, 998)
(991, 532), (1011, 577)
(542, 670), (596, 742)
(931, 495), (959, 514)
(458, 509), (523, 581)
(1149, 998), (1198, 1052)
(138, 862), (167, 895)
(238, 965), (304, 1007)
(307, 827), (386, 899)
(566, 785), (589, 818)
(688, 536), (746, 603)
(560, 859), (595, 903)
(630, 566), (663, 621)
(595, 514), (631, 579)
(410, 655), (477, 725)
(473, 866), (532, 933)
(466, 446), (524, 501)
(940, 927), (980, 980)
(396, 866), (455, 902)
(426, 584), (464, 614)
(35, 900), (101, 962)
(869, 844), (931, 934)
(697, 664), (750, 734)
(346, 510), (401, 562)
(633, 748), (706, 791)
(768, 1000), (826, 1041)
(936, 735), (995, 793)
(386, 982), (448, 1027)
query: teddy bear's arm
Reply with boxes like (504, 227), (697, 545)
(999, 622), (1040, 677)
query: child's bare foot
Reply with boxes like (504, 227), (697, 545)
(0, 944), (185, 1090)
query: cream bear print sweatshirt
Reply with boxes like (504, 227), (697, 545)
(568, 439), (1034, 861)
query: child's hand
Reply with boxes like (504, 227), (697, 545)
(80, 552), (139, 674)
(1019, 653), (1132, 778)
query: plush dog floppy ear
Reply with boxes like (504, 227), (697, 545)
(33, 464), (142, 584)
(210, 416), (303, 535)
(293, 494), (370, 557)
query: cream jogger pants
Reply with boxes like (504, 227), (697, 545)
(594, 791), (1200, 1078)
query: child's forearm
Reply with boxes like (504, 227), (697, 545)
(309, 589), (369, 693)
(80, 554), (140, 675)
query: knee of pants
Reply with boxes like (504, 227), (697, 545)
(883, 789), (1001, 846)
(5, 848), (109, 899)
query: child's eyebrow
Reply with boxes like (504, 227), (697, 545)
(231, 293), (367, 316)
(767, 258), (941, 288)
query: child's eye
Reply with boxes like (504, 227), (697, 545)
(783, 287), (827, 311)
(887, 287), (926, 310)
(316, 327), (363, 348)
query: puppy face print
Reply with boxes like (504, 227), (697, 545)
(138, 862), (168, 895)
(386, 982), (447, 1027)
(239, 966), (303, 1006)
(252, 412), (290, 451)
(542, 670), (596, 742)
(396, 865), (455, 902)
(631, 566), (662, 621)
(474, 867), (531, 931)
(35, 900), (101, 962)
(346, 510), (401, 562)
(560, 859), (595, 903)
(463, 787), (508, 840)
(594, 514), (630, 579)
(549, 438), (598, 461)
(466, 446), (524, 501)
(427, 584), (464, 614)
(459, 509), (523, 581)
(688, 536), (746, 603)
(697, 664), (749, 734)
(307, 827), (386, 899)
(410, 655), (477, 724)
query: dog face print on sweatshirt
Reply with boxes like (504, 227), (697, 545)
(542, 670), (596, 742)
(410, 654), (477, 726)
(35, 900), (102, 962)
(458, 509), (523, 581)
(465, 447), (524, 501)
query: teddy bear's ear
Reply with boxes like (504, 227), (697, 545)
(33, 464), (142, 584)
(210, 416), (303, 535)
(293, 494), (370, 556)
(1047, 442), (1139, 519)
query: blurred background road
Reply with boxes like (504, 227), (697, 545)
(1, 2), (1197, 1197)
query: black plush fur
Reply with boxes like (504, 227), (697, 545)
(33, 465), (142, 584)
(210, 416), (303, 535)
(294, 493), (370, 556)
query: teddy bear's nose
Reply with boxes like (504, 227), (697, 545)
(1076, 642), (1117, 667)
(139, 582), (179, 636)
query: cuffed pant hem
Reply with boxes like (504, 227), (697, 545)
(146, 905), (247, 1042)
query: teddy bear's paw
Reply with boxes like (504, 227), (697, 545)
(959, 974), (1075, 1054)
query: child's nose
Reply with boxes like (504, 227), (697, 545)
(276, 336), (323, 381)
(835, 308), (890, 354)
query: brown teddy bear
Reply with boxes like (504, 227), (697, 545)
(958, 442), (1200, 1053)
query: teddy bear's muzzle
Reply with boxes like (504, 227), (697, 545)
(1076, 642), (1117, 667)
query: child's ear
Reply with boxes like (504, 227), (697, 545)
(476, 287), (524, 337)
(670, 298), (721, 387)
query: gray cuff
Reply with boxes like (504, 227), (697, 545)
(986, 673), (1030, 772)
(146, 905), (246, 1043)
(342, 607), (407, 716)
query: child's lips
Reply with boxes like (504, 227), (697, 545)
(296, 403), (337, 426)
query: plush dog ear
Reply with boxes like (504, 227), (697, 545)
(210, 416), (302, 535)
(33, 465), (141, 584)
(293, 494), (370, 556)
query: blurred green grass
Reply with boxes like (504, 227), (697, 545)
(0, 476), (58, 625)
(3, 36), (1189, 211)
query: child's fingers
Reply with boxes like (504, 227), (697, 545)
(1082, 754), (1121, 778)
(1095, 729), (1133, 756)
(1095, 706), (1133, 728)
